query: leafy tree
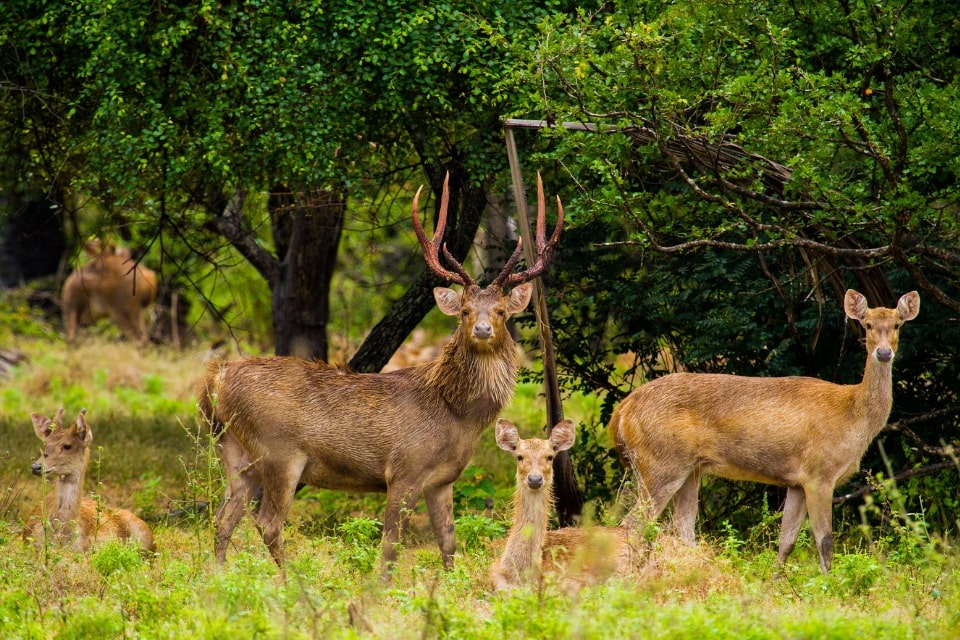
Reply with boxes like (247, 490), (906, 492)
(510, 1), (960, 530)
(2, 0), (590, 517)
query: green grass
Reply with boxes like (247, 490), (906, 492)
(0, 334), (957, 638)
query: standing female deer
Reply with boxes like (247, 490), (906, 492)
(23, 408), (155, 554)
(490, 418), (633, 591)
(198, 174), (563, 579)
(62, 239), (157, 344)
(609, 289), (920, 573)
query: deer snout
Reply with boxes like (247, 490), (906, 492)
(875, 346), (894, 362)
(526, 474), (544, 490)
(31, 462), (43, 476)
(473, 320), (494, 340)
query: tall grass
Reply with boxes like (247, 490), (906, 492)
(0, 334), (957, 638)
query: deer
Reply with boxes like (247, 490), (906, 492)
(490, 418), (634, 592)
(197, 173), (563, 580)
(608, 289), (920, 574)
(23, 408), (156, 555)
(62, 239), (157, 343)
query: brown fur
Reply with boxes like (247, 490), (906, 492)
(62, 239), (157, 343)
(609, 289), (920, 573)
(23, 408), (155, 554)
(198, 175), (563, 581)
(490, 419), (634, 592)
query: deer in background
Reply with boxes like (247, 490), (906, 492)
(198, 173), (563, 580)
(23, 408), (155, 554)
(490, 418), (633, 591)
(62, 239), (157, 343)
(609, 289), (920, 573)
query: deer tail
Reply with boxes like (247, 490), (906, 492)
(196, 360), (227, 437)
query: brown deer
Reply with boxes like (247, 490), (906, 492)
(490, 418), (633, 591)
(197, 173), (563, 579)
(23, 408), (156, 554)
(62, 239), (157, 343)
(609, 289), (920, 573)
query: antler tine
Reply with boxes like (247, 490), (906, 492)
(488, 236), (525, 289)
(412, 173), (472, 287)
(441, 244), (479, 286)
(502, 172), (564, 288)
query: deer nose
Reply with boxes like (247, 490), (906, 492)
(526, 474), (544, 490)
(876, 347), (894, 362)
(473, 321), (493, 340)
(31, 463), (43, 476)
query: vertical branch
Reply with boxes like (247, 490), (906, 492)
(504, 125), (583, 525)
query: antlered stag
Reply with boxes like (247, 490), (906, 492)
(198, 174), (563, 579)
(23, 408), (155, 554)
(609, 289), (919, 573)
(62, 239), (157, 343)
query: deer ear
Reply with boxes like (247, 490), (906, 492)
(843, 289), (868, 322)
(434, 287), (461, 316)
(495, 419), (519, 452)
(897, 291), (920, 322)
(75, 409), (92, 445)
(550, 419), (576, 452)
(31, 413), (53, 440)
(506, 284), (533, 315)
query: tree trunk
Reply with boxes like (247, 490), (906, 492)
(269, 187), (344, 360)
(210, 186), (343, 361)
(0, 190), (66, 287)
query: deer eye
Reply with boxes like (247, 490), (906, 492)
(546, 455), (554, 463)
(62, 444), (72, 450)
(496, 309), (506, 317)
(516, 455), (523, 462)
(865, 322), (873, 330)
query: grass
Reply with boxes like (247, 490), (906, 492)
(0, 334), (958, 638)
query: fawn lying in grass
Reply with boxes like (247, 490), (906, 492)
(490, 419), (634, 591)
(23, 408), (155, 554)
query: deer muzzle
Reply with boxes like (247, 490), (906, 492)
(31, 462), (43, 476)
(875, 346), (894, 362)
(473, 321), (494, 341)
(526, 474), (544, 490)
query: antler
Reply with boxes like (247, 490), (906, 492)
(412, 173), (475, 287)
(491, 172), (564, 289)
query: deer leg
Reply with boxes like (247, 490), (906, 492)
(624, 467), (688, 532)
(803, 483), (835, 574)
(423, 482), (456, 570)
(214, 432), (261, 563)
(108, 307), (143, 342)
(671, 469), (701, 543)
(777, 485), (807, 564)
(380, 480), (420, 581)
(64, 306), (80, 342)
(254, 455), (307, 569)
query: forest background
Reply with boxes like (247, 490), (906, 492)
(0, 0), (958, 637)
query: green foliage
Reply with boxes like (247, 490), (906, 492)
(90, 540), (145, 578)
(455, 514), (506, 553)
(453, 466), (498, 514)
(333, 516), (382, 575)
(507, 0), (960, 536)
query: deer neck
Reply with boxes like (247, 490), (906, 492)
(429, 333), (518, 423)
(499, 484), (551, 581)
(856, 353), (895, 438)
(47, 470), (84, 532)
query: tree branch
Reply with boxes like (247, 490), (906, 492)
(207, 189), (282, 287)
